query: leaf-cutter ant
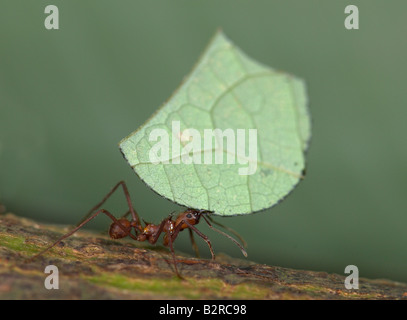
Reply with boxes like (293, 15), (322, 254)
(28, 181), (247, 278)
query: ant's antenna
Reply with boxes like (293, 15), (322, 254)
(201, 215), (247, 257)
(205, 215), (247, 249)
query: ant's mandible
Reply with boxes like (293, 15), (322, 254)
(28, 181), (247, 278)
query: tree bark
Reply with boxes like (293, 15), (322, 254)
(0, 212), (406, 299)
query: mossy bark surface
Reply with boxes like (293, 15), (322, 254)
(1, 212), (406, 300)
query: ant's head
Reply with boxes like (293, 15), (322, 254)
(178, 209), (202, 226)
(109, 218), (132, 239)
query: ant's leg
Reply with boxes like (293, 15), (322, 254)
(171, 220), (215, 260)
(142, 215), (182, 278)
(202, 215), (247, 257)
(76, 181), (142, 233)
(188, 229), (200, 258)
(205, 215), (247, 249)
(146, 210), (175, 236)
(147, 212), (178, 245)
(142, 218), (183, 278)
(148, 211), (177, 244)
(148, 218), (169, 244)
(121, 209), (131, 219)
(166, 229), (183, 279)
(27, 209), (138, 262)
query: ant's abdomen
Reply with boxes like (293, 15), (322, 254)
(109, 218), (132, 239)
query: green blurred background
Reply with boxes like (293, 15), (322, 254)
(1, 1), (406, 283)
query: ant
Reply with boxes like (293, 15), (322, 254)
(28, 181), (247, 278)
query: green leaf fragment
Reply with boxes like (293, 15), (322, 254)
(119, 31), (311, 216)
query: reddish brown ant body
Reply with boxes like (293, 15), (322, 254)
(29, 181), (247, 278)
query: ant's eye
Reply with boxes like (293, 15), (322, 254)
(186, 213), (192, 218)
